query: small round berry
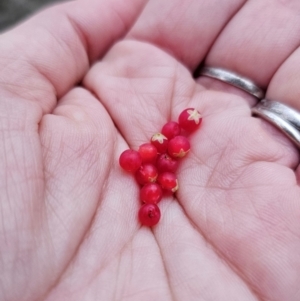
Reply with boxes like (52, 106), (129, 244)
(168, 136), (190, 158)
(138, 204), (161, 227)
(156, 153), (179, 173)
(151, 133), (168, 154)
(178, 108), (202, 132)
(157, 172), (179, 192)
(161, 121), (181, 140)
(140, 183), (163, 204)
(135, 164), (158, 185)
(138, 143), (158, 163)
(119, 149), (142, 172)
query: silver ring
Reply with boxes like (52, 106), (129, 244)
(252, 99), (300, 148)
(199, 66), (265, 99)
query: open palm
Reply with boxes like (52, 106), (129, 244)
(1, 0), (300, 300)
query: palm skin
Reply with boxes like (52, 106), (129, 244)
(1, 0), (300, 301)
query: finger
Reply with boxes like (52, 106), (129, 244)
(201, 0), (300, 88)
(0, 95), (45, 301)
(85, 40), (196, 148)
(260, 47), (300, 180)
(128, 0), (246, 70)
(0, 87), (116, 300)
(266, 48), (300, 110)
(46, 229), (174, 300)
(0, 0), (146, 113)
(85, 40), (298, 167)
(37, 87), (118, 299)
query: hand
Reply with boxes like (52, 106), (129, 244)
(1, 0), (300, 301)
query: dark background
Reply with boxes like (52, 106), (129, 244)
(0, 0), (61, 31)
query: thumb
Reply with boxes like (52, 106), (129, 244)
(0, 0), (147, 113)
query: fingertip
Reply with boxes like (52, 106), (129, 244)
(0, 0), (148, 114)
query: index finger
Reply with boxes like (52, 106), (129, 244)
(128, 0), (246, 70)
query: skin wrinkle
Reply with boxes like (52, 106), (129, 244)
(1, 0), (300, 298)
(121, 287), (168, 301)
(110, 237), (169, 301)
(1, 119), (43, 242)
(79, 228), (141, 298)
(87, 68), (173, 148)
(1, 43), (58, 111)
(33, 24), (89, 85)
(192, 0), (248, 71)
(168, 62), (178, 122)
(0, 1), (149, 298)
(128, 0), (248, 70)
(0, 0), (147, 114)
(42, 125), (105, 186)
(202, 139), (239, 189)
(64, 13), (89, 62)
(110, 4), (129, 38)
(266, 47), (300, 106)
(156, 197), (260, 300)
(201, 176), (299, 298)
(122, 245), (133, 301)
(112, 251), (122, 301)
(0, 135), (11, 254)
(41, 172), (111, 301)
(151, 230), (178, 301)
(0, 75), (55, 103)
(39, 89), (117, 300)
(205, 0), (300, 89)
(42, 149), (114, 300)
(174, 197), (262, 301)
(42, 134), (133, 300)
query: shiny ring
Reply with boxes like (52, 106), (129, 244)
(198, 66), (265, 99)
(252, 99), (300, 148)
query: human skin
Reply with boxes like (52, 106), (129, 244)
(0, 0), (300, 300)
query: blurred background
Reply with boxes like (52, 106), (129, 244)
(0, 0), (61, 31)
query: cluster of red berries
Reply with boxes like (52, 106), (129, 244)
(119, 108), (202, 227)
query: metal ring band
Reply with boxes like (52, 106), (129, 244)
(256, 99), (300, 131)
(199, 66), (265, 99)
(252, 99), (300, 148)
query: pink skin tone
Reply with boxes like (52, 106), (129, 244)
(1, 0), (300, 301)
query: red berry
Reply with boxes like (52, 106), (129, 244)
(135, 164), (158, 185)
(178, 108), (202, 132)
(156, 153), (179, 173)
(151, 133), (168, 154)
(168, 136), (190, 158)
(138, 143), (157, 163)
(119, 149), (142, 172)
(161, 121), (181, 140)
(138, 204), (161, 227)
(140, 183), (163, 204)
(157, 172), (178, 192)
